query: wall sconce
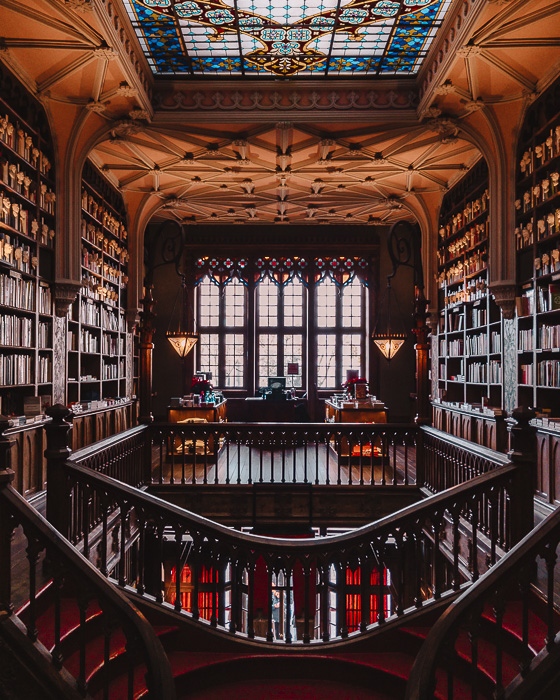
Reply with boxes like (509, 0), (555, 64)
(166, 274), (198, 358)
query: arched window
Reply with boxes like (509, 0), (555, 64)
(257, 277), (306, 389)
(316, 277), (366, 390)
(197, 277), (246, 388)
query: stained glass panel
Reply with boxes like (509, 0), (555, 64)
(123, 0), (453, 77)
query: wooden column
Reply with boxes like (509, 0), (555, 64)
(139, 284), (156, 423)
(413, 284), (432, 425)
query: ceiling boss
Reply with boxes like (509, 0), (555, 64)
(126, 0), (452, 77)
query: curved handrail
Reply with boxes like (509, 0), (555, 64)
(63, 457), (517, 644)
(66, 460), (516, 552)
(0, 482), (177, 700)
(406, 505), (560, 699)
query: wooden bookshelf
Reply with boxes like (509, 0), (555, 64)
(435, 158), (503, 412)
(0, 62), (55, 417)
(515, 75), (560, 414)
(67, 160), (130, 407)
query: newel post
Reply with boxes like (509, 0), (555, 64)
(0, 416), (15, 613)
(44, 404), (74, 540)
(507, 406), (537, 546)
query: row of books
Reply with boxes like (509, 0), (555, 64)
(0, 271), (35, 310)
(0, 352), (33, 385)
(517, 283), (560, 316)
(539, 324), (560, 350)
(537, 360), (560, 388)
(102, 359), (126, 380)
(0, 314), (33, 347)
(467, 360), (502, 384)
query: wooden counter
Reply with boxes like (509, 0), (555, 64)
(167, 399), (227, 425)
(324, 399), (387, 424)
(324, 398), (388, 464)
(167, 399), (226, 460)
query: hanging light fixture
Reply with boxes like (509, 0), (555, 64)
(166, 275), (198, 358)
(372, 277), (408, 361)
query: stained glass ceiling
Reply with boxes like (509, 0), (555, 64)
(123, 0), (453, 78)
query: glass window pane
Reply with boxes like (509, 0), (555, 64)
(284, 334), (302, 388)
(342, 278), (363, 328)
(225, 279), (246, 327)
(224, 333), (245, 387)
(316, 334), (337, 389)
(199, 332), (219, 381)
(257, 278), (278, 327)
(258, 333), (278, 388)
(341, 334), (362, 378)
(283, 282), (303, 327)
(198, 278), (220, 326)
(316, 281), (337, 328)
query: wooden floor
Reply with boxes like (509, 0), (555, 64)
(153, 443), (417, 486)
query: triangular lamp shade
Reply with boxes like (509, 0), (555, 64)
(373, 335), (406, 361)
(167, 331), (199, 358)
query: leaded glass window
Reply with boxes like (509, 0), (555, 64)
(316, 276), (365, 389)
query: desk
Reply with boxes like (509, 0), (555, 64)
(325, 398), (387, 464)
(168, 399), (227, 425)
(167, 400), (226, 459)
(244, 397), (304, 422)
(325, 399), (387, 424)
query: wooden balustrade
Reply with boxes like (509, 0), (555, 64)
(0, 478), (176, 700)
(406, 504), (560, 700)
(148, 421), (418, 487)
(61, 460), (517, 645)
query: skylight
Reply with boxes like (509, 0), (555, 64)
(123, 0), (453, 78)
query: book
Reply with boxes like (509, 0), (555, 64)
(549, 283), (560, 310)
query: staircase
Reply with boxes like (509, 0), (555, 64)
(3, 418), (560, 699)
(12, 576), (560, 700)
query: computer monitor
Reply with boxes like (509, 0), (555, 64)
(267, 377), (286, 390)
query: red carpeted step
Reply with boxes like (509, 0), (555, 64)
(182, 678), (395, 699)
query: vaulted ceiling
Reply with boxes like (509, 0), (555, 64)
(1, 0), (560, 228)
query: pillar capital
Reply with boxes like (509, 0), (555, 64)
(489, 281), (517, 320)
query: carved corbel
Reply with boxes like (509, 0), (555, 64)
(54, 280), (83, 317)
(489, 281), (517, 320)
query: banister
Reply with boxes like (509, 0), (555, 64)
(0, 481), (177, 700)
(405, 505), (560, 700)
(64, 459), (517, 553)
(62, 455), (518, 645)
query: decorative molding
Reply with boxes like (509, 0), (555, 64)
(129, 108), (151, 121)
(489, 281), (517, 319)
(456, 44), (483, 59)
(64, 0), (93, 11)
(53, 280), (82, 317)
(94, 45), (117, 62)
(153, 87), (419, 113)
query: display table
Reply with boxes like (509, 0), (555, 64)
(167, 399), (227, 459)
(325, 398), (387, 424)
(167, 399), (227, 425)
(325, 397), (387, 463)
